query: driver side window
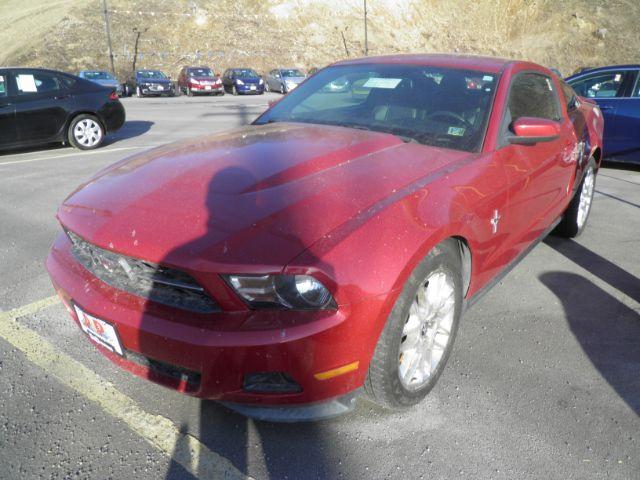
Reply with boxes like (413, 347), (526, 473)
(500, 72), (560, 146)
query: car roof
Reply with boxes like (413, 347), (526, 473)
(566, 64), (640, 79)
(333, 54), (516, 74)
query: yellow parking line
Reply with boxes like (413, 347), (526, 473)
(0, 297), (252, 480)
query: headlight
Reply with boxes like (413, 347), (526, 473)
(236, 79), (244, 85)
(225, 274), (336, 310)
(190, 78), (200, 85)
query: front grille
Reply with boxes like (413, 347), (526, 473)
(67, 230), (218, 313)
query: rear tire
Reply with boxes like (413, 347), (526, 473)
(364, 240), (463, 409)
(554, 158), (597, 238)
(68, 114), (105, 150)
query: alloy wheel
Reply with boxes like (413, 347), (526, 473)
(577, 167), (595, 229)
(398, 269), (456, 391)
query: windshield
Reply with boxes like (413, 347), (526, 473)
(281, 69), (304, 78)
(234, 69), (259, 79)
(256, 64), (498, 152)
(188, 68), (214, 77)
(138, 70), (167, 79)
(84, 71), (114, 80)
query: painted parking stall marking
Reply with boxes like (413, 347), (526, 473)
(0, 297), (254, 480)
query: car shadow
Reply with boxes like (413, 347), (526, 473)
(106, 120), (154, 144)
(544, 236), (640, 304)
(539, 271), (640, 416)
(134, 160), (348, 479)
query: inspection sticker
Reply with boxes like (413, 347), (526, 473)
(448, 126), (466, 136)
(363, 78), (402, 89)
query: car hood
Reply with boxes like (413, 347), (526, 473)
(191, 76), (220, 82)
(283, 77), (305, 84)
(237, 77), (261, 83)
(138, 78), (171, 84)
(59, 123), (471, 270)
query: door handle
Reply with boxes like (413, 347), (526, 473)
(599, 105), (614, 110)
(54, 94), (70, 100)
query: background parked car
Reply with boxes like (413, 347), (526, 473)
(567, 64), (640, 164)
(265, 68), (306, 93)
(221, 68), (264, 95)
(0, 67), (125, 151)
(125, 69), (175, 97)
(78, 70), (122, 96)
(177, 66), (224, 96)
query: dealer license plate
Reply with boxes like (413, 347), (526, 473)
(250, 85), (256, 90)
(74, 305), (123, 355)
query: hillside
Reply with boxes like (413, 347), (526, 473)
(1, 0), (638, 79)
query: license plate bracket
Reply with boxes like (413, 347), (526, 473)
(74, 305), (124, 356)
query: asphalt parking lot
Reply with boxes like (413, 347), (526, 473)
(0, 93), (638, 480)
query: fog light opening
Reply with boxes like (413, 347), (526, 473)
(243, 372), (302, 394)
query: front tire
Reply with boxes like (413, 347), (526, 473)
(555, 158), (597, 238)
(68, 114), (105, 150)
(364, 240), (463, 409)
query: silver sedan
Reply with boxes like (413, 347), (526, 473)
(265, 68), (306, 94)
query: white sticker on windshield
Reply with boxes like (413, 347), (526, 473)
(363, 78), (402, 89)
(0, 76), (4, 82)
(16, 74), (37, 92)
(614, 74), (622, 82)
(448, 126), (466, 136)
(482, 75), (494, 82)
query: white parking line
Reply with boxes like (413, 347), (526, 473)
(0, 297), (253, 480)
(0, 146), (154, 167)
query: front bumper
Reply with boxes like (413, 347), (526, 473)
(140, 84), (174, 95)
(189, 84), (224, 93)
(236, 84), (264, 94)
(46, 233), (383, 410)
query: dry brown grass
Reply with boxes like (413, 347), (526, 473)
(2, 0), (638, 79)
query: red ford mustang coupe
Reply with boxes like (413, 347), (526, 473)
(46, 55), (603, 421)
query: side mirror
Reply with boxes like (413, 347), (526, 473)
(509, 117), (561, 145)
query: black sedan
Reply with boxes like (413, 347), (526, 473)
(0, 68), (125, 151)
(125, 70), (175, 97)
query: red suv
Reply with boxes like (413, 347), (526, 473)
(177, 66), (224, 96)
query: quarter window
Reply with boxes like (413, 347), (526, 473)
(507, 73), (560, 122)
(569, 71), (630, 98)
(560, 81), (578, 110)
(0, 74), (7, 97)
(632, 73), (640, 98)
